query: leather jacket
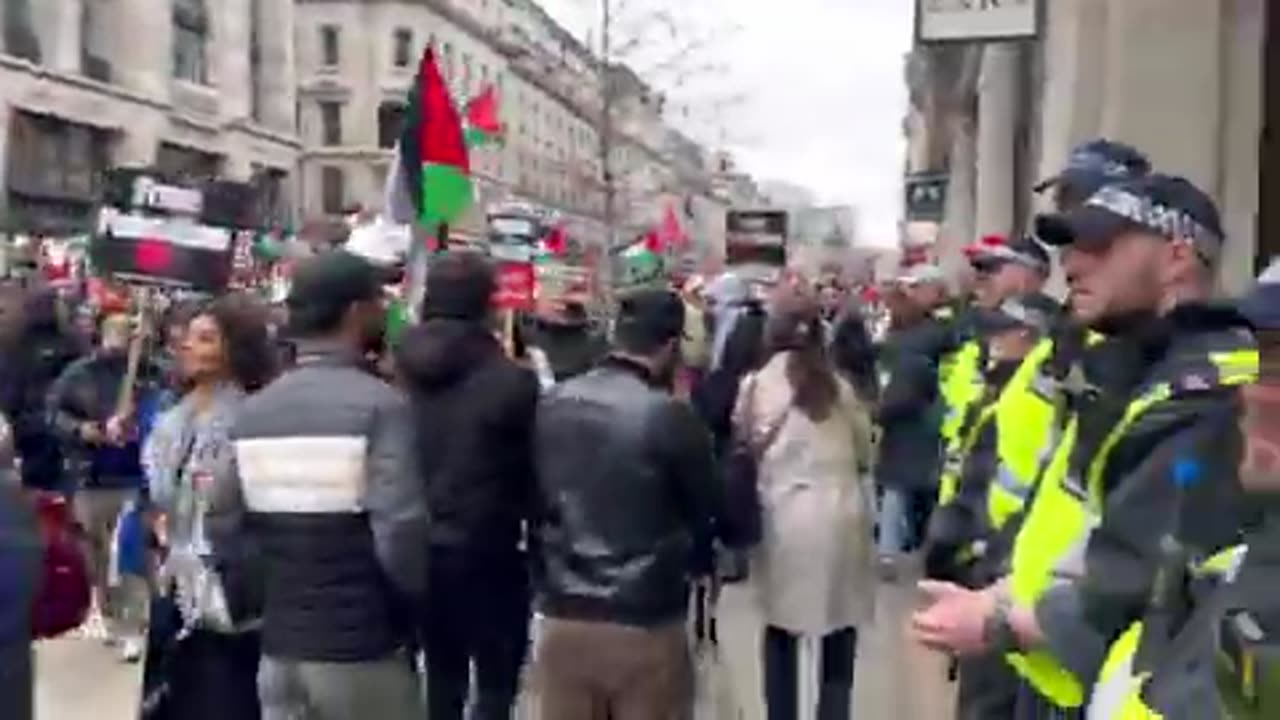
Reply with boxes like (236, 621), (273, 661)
(534, 356), (719, 627)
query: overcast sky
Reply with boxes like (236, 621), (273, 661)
(540, 0), (913, 247)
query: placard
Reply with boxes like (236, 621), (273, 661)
(493, 261), (535, 310)
(726, 210), (787, 268)
(91, 208), (233, 291)
(917, 0), (1039, 42)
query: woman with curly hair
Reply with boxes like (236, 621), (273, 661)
(139, 293), (277, 719)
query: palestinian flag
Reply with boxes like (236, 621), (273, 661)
(396, 48), (472, 232)
(620, 239), (664, 287)
(464, 85), (504, 148)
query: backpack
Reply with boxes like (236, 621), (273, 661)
(31, 492), (91, 639)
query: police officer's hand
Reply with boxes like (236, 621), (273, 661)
(910, 580), (995, 656)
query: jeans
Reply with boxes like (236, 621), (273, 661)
(763, 626), (857, 720)
(419, 548), (530, 720)
(258, 653), (422, 720)
(877, 488), (912, 556)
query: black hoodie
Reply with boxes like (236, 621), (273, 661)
(395, 318), (541, 555)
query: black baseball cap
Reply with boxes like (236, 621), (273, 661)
(1034, 174), (1225, 266)
(967, 235), (1052, 275)
(287, 250), (393, 314)
(615, 288), (686, 348)
(1033, 139), (1152, 198)
(983, 292), (1060, 335)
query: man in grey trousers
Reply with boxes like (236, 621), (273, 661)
(211, 250), (429, 719)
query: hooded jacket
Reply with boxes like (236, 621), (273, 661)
(396, 318), (540, 555)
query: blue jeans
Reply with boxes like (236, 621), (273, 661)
(878, 488), (912, 556)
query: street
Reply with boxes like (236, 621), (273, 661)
(34, 578), (954, 719)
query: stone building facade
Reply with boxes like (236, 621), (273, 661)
(294, 0), (731, 261)
(0, 0), (300, 235)
(906, 0), (1274, 294)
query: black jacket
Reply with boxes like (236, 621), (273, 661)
(0, 292), (79, 491)
(534, 357), (719, 627)
(875, 316), (951, 490)
(396, 318), (540, 556)
(1037, 303), (1256, 685)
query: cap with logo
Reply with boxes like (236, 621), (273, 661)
(1033, 139), (1152, 198)
(983, 292), (1061, 336)
(1034, 174), (1225, 267)
(965, 234), (1052, 275)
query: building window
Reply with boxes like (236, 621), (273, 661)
(378, 102), (406, 149)
(172, 0), (209, 84)
(319, 101), (342, 146)
(393, 28), (413, 68)
(80, 0), (111, 82)
(320, 25), (340, 67)
(156, 142), (222, 183)
(321, 166), (345, 214)
(250, 165), (290, 227)
(3, 0), (41, 62)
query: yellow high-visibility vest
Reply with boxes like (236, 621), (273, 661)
(1087, 546), (1248, 719)
(1005, 347), (1259, 710)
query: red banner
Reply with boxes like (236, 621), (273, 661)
(492, 261), (535, 311)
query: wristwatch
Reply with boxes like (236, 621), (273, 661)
(983, 593), (1020, 653)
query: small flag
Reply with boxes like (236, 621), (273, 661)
(659, 204), (687, 248)
(395, 48), (473, 232)
(464, 85), (504, 148)
(643, 229), (664, 254)
(543, 223), (568, 255)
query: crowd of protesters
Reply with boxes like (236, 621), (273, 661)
(1, 136), (1277, 720)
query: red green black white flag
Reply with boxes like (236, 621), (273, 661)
(395, 48), (473, 232)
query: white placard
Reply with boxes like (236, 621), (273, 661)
(98, 209), (231, 251)
(917, 0), (1038, 42)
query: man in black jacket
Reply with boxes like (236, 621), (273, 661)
(533, 288), (718, 720)
(395, 251), (540, 720)
(0, 429), (40, 720)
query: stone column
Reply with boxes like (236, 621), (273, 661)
(939, 113), (977, 280)
(1035, 0), (1108, 211)
(110, 0), (170, 100)
(256, 0), (298, 135)
(1100, 0), (1224, 190)
(974, 42), (1020, 242)
(1216, 0), (1264, 293)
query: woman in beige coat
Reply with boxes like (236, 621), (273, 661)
(733, 293), (876, 720)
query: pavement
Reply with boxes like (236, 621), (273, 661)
(35, 577), (955, 720)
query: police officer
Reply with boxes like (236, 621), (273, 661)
(1086, 260), (1277, 719)
(910, 174), (1256, 719)
(926, 292), (1060, 720)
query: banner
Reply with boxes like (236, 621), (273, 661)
(493, 261), (535, 311)
(725, 210), (787, 268)
(90, 209), (233, 292)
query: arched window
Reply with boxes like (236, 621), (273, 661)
(173, 0), (209, 84)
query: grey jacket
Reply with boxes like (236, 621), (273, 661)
(211, 341), (428, 661)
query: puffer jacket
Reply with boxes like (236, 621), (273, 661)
(214, 341), (428, 662)
(534, 357), (719, 627)
(396, 318), (539, 555)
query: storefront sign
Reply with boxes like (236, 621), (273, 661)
(904, 172), (949, 222)
(917, 0), (1039, 42)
